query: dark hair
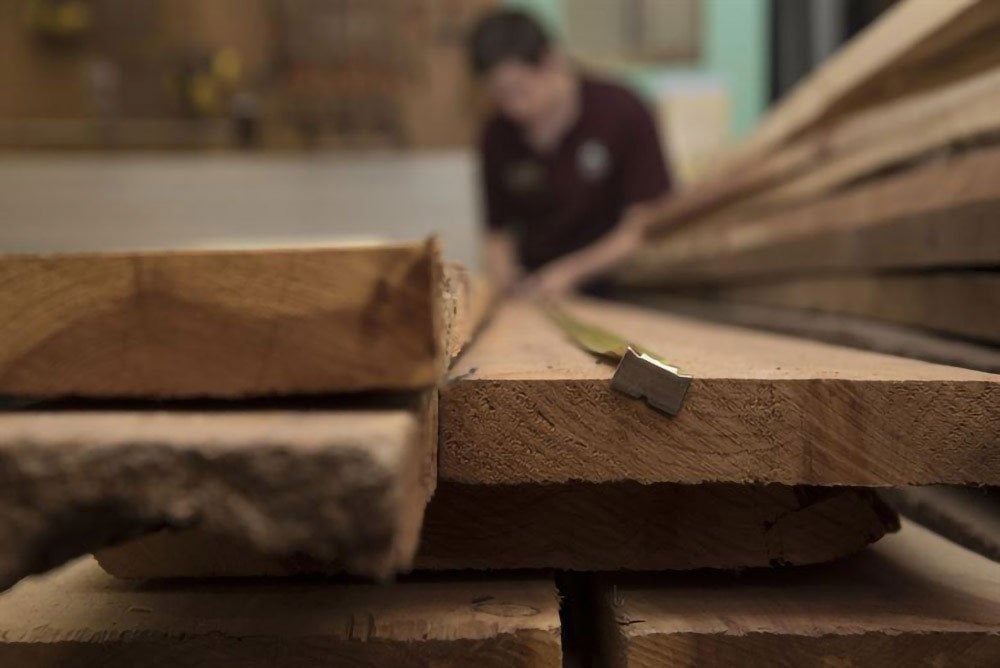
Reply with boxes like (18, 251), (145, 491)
(468, 9), (552, 77)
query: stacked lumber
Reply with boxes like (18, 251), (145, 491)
(0, 240), (461, 588)
(87, 293), (995, 581)
(618, 0), (1000, 370)
(2, 5), (1000, 660)
(0, 261), (998, 661)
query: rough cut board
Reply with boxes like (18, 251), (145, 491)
(96, 483), (897, 577)
(717, 0), (1000, 171)
(0, 396), (435, 591)
(705, 272), (1000, 345)
(622, 295), (1000, 375)
(440, 299), (1000, 486)
(0, 558), (561, 668)
(623, 145), (1000, 286)
(0, 240), (444, 398)
(596, 520), (1000, 667)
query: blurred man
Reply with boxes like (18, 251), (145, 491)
(469, 9), (672, 296)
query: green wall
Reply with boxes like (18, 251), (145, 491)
(505, 0), (769, 139)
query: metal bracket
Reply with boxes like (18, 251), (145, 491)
(610, 347), (692, 416)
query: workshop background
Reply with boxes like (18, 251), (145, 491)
(0, 0), (894, 268)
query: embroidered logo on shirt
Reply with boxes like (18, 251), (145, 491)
(504, 160), (544, 193)
(577, 139), (611, 182)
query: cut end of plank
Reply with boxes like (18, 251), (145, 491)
(0, 239), (446, 398)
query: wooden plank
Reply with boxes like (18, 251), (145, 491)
(442, 262), (495, 362)
(719, 0), (1000, 172)
(0, 240), (443, 398)
(620, 294), (1000, 374)
(596, 520), (1000, 667)
(440, 298), (1000, 486)
(646, 64), (1000, 236)
(701, 272), (1000, 345)
(0, 558), (562, 668)
(0, 395), (435, 590)
(623, 145), (1000, 286)
(95, 483), (898, 577)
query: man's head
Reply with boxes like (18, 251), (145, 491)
(468, 9), (572, 127)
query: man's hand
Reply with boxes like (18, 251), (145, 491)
(518, 257), (586, 298)
(520, 204), (652, 298)
(483, 230), (525, 294)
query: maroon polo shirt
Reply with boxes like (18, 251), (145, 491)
(480, 75), (672, 271)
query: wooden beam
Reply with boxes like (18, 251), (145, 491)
(620, 294), (1000, 374)
(95, 483), (898, 577)
(702, 272), (1000, 345)
(0, 558), (562, 667)
(0, 395), (435, 590)
(623, 145), (1000, 286)
(721, 0), (1000, 170)
(0, 240), (444, 398)
(440, 299), (1000, 486)
(646, 64), (1000, 236)
(596, 520), (1000, 667)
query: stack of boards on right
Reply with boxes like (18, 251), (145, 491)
(599, 0), (1000, 664)
(619, 0), (1000, 374)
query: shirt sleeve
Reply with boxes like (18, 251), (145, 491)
(479, 121), (510, 231)
(619, 98), (672, 208)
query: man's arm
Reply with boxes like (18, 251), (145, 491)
(478, 121), (528, 294)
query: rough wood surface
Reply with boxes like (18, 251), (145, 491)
(0, 396), (435, 590)
(624, 145), (1000, 286)
(96, 483), (897, 577)
(702, 272), (1000, 345)
(621, 295), (1000, 374)
(440, 299), (1000, 486)
(0, 240), (443, 398)
(597, 520), (1000, 667)
(0, 558), (561, 668)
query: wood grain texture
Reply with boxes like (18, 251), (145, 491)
(0, 396), (435, 590)
(95, 483), (897, 577)
(440, 299), (1000, 486)
(597, 520), (1000, 667)
(623, 145), (1000, 286)
(620, 294), (1000, 374)
(704, 272), (1000, 345)
(0, 558), (561, 668)
(0, 240), (443, 398)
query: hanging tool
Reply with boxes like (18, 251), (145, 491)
(545, 304), (692, 415)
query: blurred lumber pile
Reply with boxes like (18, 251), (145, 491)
(619, 0), (1000, 373)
